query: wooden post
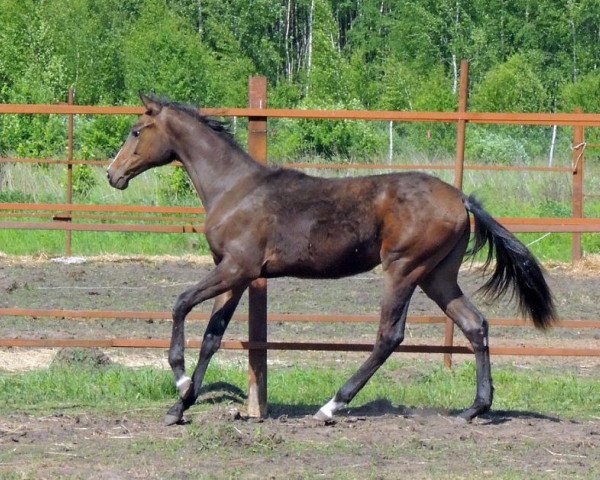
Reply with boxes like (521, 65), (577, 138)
(247, 76), (268, 417)
(444, 59), (469, 368)
(66, 88), (75, 257)
(572, 111), (585, 263)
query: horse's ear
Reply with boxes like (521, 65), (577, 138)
(140, 93), (162, 116)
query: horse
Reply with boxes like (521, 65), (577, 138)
(107, 94), (556, 426)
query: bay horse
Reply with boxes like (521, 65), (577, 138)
(107, 94), (556, 426)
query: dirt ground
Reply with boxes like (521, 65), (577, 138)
(1, 254), (599, 478)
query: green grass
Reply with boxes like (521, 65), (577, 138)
(0, 229), (210, 256)
(1, 160), (599, 259)
(1, 361), (598, 419)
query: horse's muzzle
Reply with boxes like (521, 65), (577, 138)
(107, 171), (129, 190)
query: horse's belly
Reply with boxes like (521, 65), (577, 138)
(263, 239), (381, 279)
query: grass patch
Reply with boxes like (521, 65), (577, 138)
(1, 160), (599, 259)
(0, 360), (598, 419)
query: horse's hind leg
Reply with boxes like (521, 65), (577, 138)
(419, 231), (493, 422)
(314, 264), (416, 421)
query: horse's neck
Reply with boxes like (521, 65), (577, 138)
(171, 117), (264, 211)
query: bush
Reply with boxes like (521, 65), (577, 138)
(71, 164), (97, 199)
(77, 115), (134, 160)
(466, 129), (529, 165)
(158, 166), (195, 202)
(273, 98), (386, 159)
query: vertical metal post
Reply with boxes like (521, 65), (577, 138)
(572, 112), (585, 262)
(66, 88), (75, 257)
(247, 76), (268, 417)
(454, 59), (469, 191)
(444, 59), (469, 368)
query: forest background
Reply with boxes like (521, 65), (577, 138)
(1, 0), (599, 163)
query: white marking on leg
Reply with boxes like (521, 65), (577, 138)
(316, 397), (346, 420)
(176, 375), (191, 388)
(175, 375), (192, 397)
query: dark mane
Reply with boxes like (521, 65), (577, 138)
(146, 94), (237, 146)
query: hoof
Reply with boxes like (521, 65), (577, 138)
(456, 413), (471, 424)
(164, 413), (184, 426)
(164, 401), (186, 426)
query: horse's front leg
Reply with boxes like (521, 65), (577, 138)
(164, 286), (246, 425)
(165, 259), (252, 425)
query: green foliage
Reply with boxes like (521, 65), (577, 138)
(0, 0), (599, 163)
(122, 0), (213, 104)
(158, 166), (196, 202)
(280, 99), (386, 158)
(78, 115), (136, 160)
(471, 54), (549, 113)
(560, 71), (600, 113)
(71, 164), (98, 199)
(467, 129), (530, 165)
(0, 115), (66, 158)
(0, 190), (35, 203)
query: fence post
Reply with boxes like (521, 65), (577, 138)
(444, 59), (469, 368)
(65, 88), (75, 257)
(572, 110), (585, 262)
(247, 76), (268, 417)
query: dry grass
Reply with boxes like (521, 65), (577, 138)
(546, 254), (600, 276)
(0, 252), (215, 266)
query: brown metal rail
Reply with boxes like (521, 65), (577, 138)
(1, 308), (598, 329)
(2, 306), (598, 360)
(2, 217), (598, 234)
(0, 202), (205, 214)
(0, 338), (597, 358)
(2, 103), (600, 126)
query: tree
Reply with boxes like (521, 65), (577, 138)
(560, 71), (600, 114)
(471, 54), (549, 113)
(122, 0), (217, 104)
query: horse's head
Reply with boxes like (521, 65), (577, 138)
(107, 94), (177, 190)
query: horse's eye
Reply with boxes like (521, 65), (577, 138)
(132, 130), (140, 138)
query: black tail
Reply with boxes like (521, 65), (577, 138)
(464, 194), (556, 329)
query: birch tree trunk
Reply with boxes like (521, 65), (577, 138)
(197, 0), (202, 35)
(548, 125), (557, 167)
(451, 0), (460, 94)
(285, 0), (292, 80)
(388, 121), (394, 164)
(306, 0), (315, 95)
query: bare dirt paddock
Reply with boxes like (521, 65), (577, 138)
(1, 254), (599, 479)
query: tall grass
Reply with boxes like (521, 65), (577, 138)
(1, 157), (599, 259)
(0, 361), (598, 418)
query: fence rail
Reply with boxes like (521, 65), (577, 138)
(2, 103), (600, 126)
(1, 62), (600, 417)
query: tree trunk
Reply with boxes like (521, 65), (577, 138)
(388, 121), (394, 164)
(285, 0), (292, 80)
(306, 0), (315, 95)
(548, 125), (557, 167)
(198, 0), (203, 36)
(452, 54), (458, 94)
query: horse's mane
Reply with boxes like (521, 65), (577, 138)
(145, 94), (237, 146)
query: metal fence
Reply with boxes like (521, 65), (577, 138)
(1, 62), (600, 416)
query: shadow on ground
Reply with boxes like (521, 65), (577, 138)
(195, 382), (561, 424)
